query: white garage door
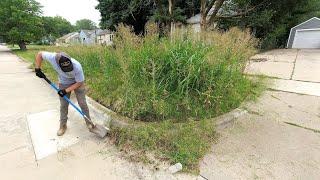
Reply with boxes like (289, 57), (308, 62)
(292, 29), (320, 49)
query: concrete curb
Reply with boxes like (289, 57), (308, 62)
(214, 108), (248, 130)
(86, 96), (130, 129)
(87, 94), (247, 131)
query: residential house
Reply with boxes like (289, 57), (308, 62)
(40, 35), (54, 45)
(186, 14), (203, 33)
(186, 1), (238, 33)
(96, 29), (114, 45)
(79, 29), (103, 45)
(56, 32), (80, 46)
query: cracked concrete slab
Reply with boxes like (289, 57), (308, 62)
(247, 91), (320, 131)
(200, 91), (320, 179)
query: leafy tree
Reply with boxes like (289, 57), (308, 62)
(50, 16), (74, 36)
(152, 0), (187, 24)
(152, 0), (186, 36)
(42, 16), (74, 43)
(96, 0), (319, 48)
(96, 0), (154, 33)
(96, 0), (200, 34)
(0, 0), (43, 50)
(75, 19), (97, 30)
(198, 0), (267, 31)
(217, 0), (320, 49)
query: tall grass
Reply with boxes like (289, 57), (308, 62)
(12, 24), (263, 171)
(14, 24), (259, 121)
(93, 24), (259, 121)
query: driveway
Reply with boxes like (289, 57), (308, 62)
(246, 49), (320, 96)
(246, 49), (320, 82)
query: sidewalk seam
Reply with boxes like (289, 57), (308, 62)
(26, 114), (39, 166)
(290, 49), (299, 80)
(0, 145), (27, 157)
(268, 88), (320, 97)
(284, 121), (320, 134)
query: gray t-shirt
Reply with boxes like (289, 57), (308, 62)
(42, 52), (84, 85)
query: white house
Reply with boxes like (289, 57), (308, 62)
(96, 29), (114, 45)
(287, 17), (320, 49)
(79, 29), (103, 45)
(186, 1), (241, 33)
(186, 14), (203, 33)
(56, 32), (80, 46)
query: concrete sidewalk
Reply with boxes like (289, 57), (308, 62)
(200, 91), (320, 179)
(0, 45), (193, 180)
(199, 49), (320, 179)
(3, 45), (320, 179)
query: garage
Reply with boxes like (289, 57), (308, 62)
(287, 17), (320, 49)
(292, 29), (320, 48)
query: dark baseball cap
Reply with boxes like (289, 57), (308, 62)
(56, 52), (73, 72)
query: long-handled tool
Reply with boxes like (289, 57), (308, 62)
(43, 76), (108, 138)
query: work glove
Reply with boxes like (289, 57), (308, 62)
(58, 89), (67, 97)
(35, 68), (46, 78)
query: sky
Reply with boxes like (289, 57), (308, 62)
(35, 0), (101, 25)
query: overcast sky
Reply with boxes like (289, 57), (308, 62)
(36, 0), (101, 25)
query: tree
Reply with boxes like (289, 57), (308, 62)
(97, 0), (319, 49)
(217, 0), (320, 49)
(168, 0), (175, 36)
(96, 0), (200, 34)
(152, 0), (186, 36)
(200, 0), (224, 31)
(42, 16), (74, 42)
(199, 0), (266, 31)
(75, 19), (97, 30)
(51, 16), (74, 36)
(0, 0), (43, 50)
(96, 0), (154, 33)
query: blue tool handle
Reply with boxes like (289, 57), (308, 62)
(43, 76), (85, 117)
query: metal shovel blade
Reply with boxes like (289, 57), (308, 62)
(84, 115), (109, 138)
(89, 124), (109, 138)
